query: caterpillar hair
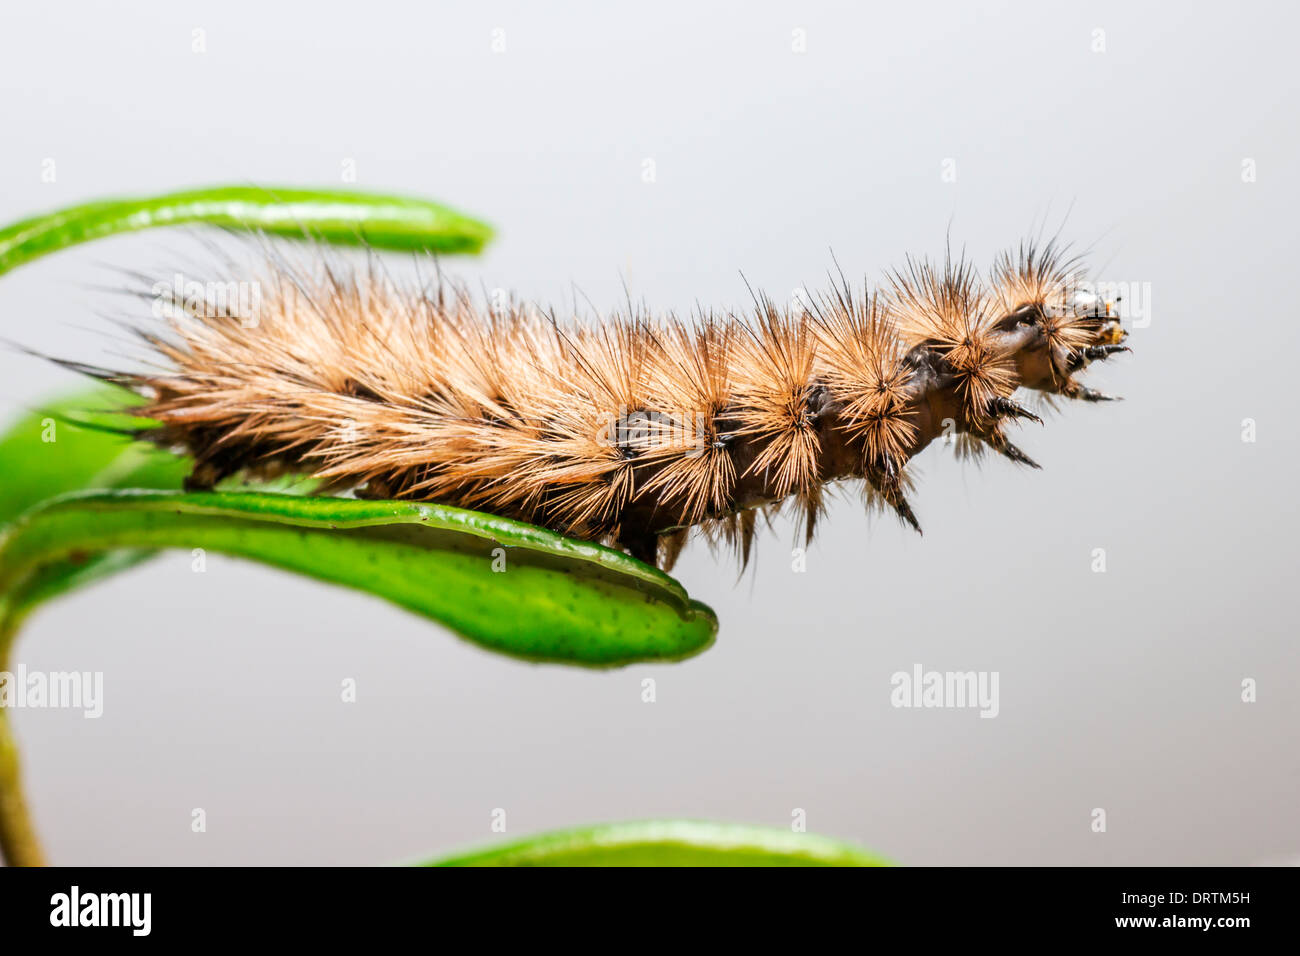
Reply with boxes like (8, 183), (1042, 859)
(73, 238), (1130, 569)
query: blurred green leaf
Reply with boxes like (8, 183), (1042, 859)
(0, 387), (186, 524)
(0, 388), (326, 621)
(0, 185), (493, 277)
(0, 387), (190, 620)
(0, 489), (717, 666)
(423, 821), (889, 867)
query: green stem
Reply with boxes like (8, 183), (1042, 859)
(0, 603), (45, 866)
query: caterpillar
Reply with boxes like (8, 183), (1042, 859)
(75, 239), (1129, 569)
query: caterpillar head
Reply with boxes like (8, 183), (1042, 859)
(991, 243), (1130, 401)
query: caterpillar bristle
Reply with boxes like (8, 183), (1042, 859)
(809, 287), (916, 470)
(70, 237), (1130, 568)
(889, 254), (1019, 430)
(730, 298), (822, 501)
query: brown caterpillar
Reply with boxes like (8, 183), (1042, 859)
(80, 239), (1129, 569)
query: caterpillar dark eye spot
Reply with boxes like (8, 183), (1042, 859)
(992, 303), (1041, 331)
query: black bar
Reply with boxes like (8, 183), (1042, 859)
(0, 865), (1283, 941)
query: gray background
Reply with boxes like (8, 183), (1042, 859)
(1, 1), (1296, 865)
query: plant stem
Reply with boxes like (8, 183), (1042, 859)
(0, 606), (45, 866)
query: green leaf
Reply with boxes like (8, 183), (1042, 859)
(0, 185), (493, 277)
(0, 490), (717, 667)
(422, 821), (889, 867)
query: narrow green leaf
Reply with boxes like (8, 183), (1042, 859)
(422, 821), (889, 867)
(0, 490), (717, 667)
(0, 185), (493, 277)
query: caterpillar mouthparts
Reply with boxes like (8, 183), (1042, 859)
(84, 238), (1130, 569)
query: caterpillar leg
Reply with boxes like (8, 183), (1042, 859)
(182, 468), (218, 492)
(985, 431), (1042, 469)
(620, 530), (660, 567)
(182, 459), (233, 491)
(987, 396), (1044, 426)
(874, 456), (923, 534)
(1066, 344), (1131, 374)
(1063, 382), (1122, 402)
(657, 528), (690, 572)
(890, 494), (922, 534)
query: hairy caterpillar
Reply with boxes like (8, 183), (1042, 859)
(70, 239), (1129, 569)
